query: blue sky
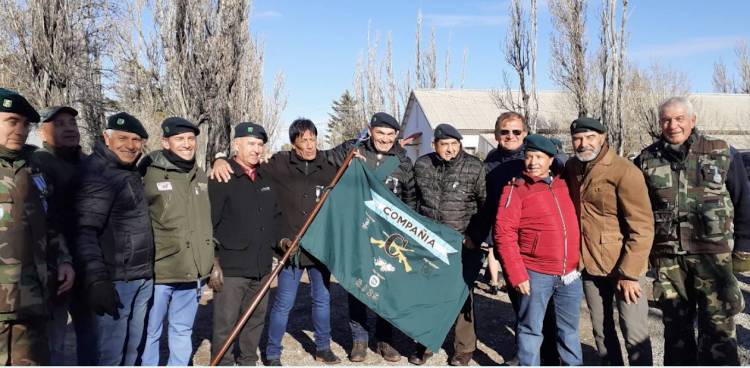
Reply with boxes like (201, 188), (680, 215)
(249, 0), (750, 141)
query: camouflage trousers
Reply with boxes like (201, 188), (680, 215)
(652, 253), (744, 365)
(0, 320), (49, 365)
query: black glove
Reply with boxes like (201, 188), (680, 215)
(88, 281), (121, 318)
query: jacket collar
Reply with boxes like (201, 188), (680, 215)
(430, 150), (465, 167)
(486, 144), (525, 163)
(93, 139), (140, 171)
(147, 150), (198, 177)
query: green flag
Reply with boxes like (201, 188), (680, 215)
(300, 157), (469, 352)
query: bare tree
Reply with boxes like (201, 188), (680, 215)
(736, 40), (750, 93)
(113, 0), (285, 165)
(713, 59), (735, 93)
(549, 0), (590, 117)
(0, 0), (115, 148)
(493, 0), (539, 131)
(460, 48), (468, 89)
(597, 0), (629, 155)
(424, 27), (438, 88)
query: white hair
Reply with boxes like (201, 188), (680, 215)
(104, 129), (114, 137)
(658, 96), (695, 118)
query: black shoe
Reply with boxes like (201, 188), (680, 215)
(349, 341), (368, 363)
(408, 347), (433, 365)
(377, 341), (401, 362)
(265, 358), (282, 366)
(315, 349), (341, 364)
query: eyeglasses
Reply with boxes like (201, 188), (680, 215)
(499, 129), (523, 136)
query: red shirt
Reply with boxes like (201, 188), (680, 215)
(493, 173), (580, 287)
(233, 157), (257, 181)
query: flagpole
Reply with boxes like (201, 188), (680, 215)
(210, 148), (359, 366)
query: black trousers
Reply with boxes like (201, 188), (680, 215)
(212, 276), (269, 366)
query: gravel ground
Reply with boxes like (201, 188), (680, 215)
(62, 269), (750, 366)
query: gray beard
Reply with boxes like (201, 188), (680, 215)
(575, 146), (601, 162)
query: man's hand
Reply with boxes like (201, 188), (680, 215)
(617, 279), (642, 304)
(515, 280), (531, 295)
(278, 238), (299, 256)
(462, 237), (477, 250)
(399, 132), (422, 147)
(208, 257), (224, 292)
(208, 158), (233, 183)
(56, 263), (75, 295)
(88, 281), (121, 318)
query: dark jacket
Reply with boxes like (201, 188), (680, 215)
(29, 144), (80, 269)
(261, 150), (337, 267)
(469, 146), (525, 244)
(413, 151), (486, 240)
(210, 159), (280, 278)
(329, 138), (417, 209)
(141, 150), (214, 283)
(76, 140), (154, 286)
(494, 174), (581, 287)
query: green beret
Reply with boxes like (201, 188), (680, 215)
(570, 117), (606, 135)
(234, 122), (267, 143)
(370, 112), (400, 131)
(107, 112), (148, 139)
(40, 106), (78, 122)
(161, 116), (199, 137)
(433, 123), (463, 141)
(524, 134), (558, 157)
(0, 88), (40, 122)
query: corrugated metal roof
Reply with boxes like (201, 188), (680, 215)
(407, 89), (750, 133)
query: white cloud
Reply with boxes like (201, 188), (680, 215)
(252, 10), (282, 20)
(423, 14), (507, 28)
(631, 36), (741, 60)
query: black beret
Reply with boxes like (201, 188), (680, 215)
(234, 122), (267, 143)
(0, 88), (40, 122)
(433, 123), (463, 141)
(161, 116), (199, 137)
(369, 112), (399, 131)
(107, 112), (148, 139)
(570, 117), (606, 135)
(40, 106), (78, 122)
(524, 134), (558, 157)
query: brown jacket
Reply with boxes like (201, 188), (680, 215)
(564, 145), (654, 280)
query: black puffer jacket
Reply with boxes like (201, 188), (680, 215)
(76, 140), (154, 286)
(329, 138), (417, 209)
(413, 150), (486, 241)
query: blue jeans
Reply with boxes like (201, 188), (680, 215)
(266, 265), (331, 359)
(142, 282), (202, 365)
(95, 278), (154, 366)
(517, 270), (583, 366)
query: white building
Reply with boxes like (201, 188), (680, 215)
(400, 89), (750, 162)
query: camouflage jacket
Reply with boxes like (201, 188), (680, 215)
(635, 133), (750, 256)
(0, 146), (68, 321)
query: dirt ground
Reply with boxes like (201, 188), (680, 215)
(62, 269), (750, 366)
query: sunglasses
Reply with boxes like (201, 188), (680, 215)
(499, 129), (523, 136)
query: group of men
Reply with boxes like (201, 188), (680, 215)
(0, 85), (748, 367)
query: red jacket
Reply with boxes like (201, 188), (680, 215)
(493, 174), (580, 287)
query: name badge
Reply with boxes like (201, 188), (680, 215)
(156, 181), (173, 191)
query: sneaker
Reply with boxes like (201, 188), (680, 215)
(349, 341), (368, 363)
(315, 349), (341, 364)
(450, 351), (473, 366)
(377, 341), (401, 362)
(408, 346), (433, 365)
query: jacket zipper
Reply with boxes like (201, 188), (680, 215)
(549, 180), (567, 276)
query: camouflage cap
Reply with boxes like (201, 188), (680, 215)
(0, 88), (40, 122)
(40, 106), (78, 122)
(107, 112), (148, 139)
(234, 122), (267, 143)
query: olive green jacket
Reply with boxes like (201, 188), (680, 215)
(141, 150), (213, 284)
